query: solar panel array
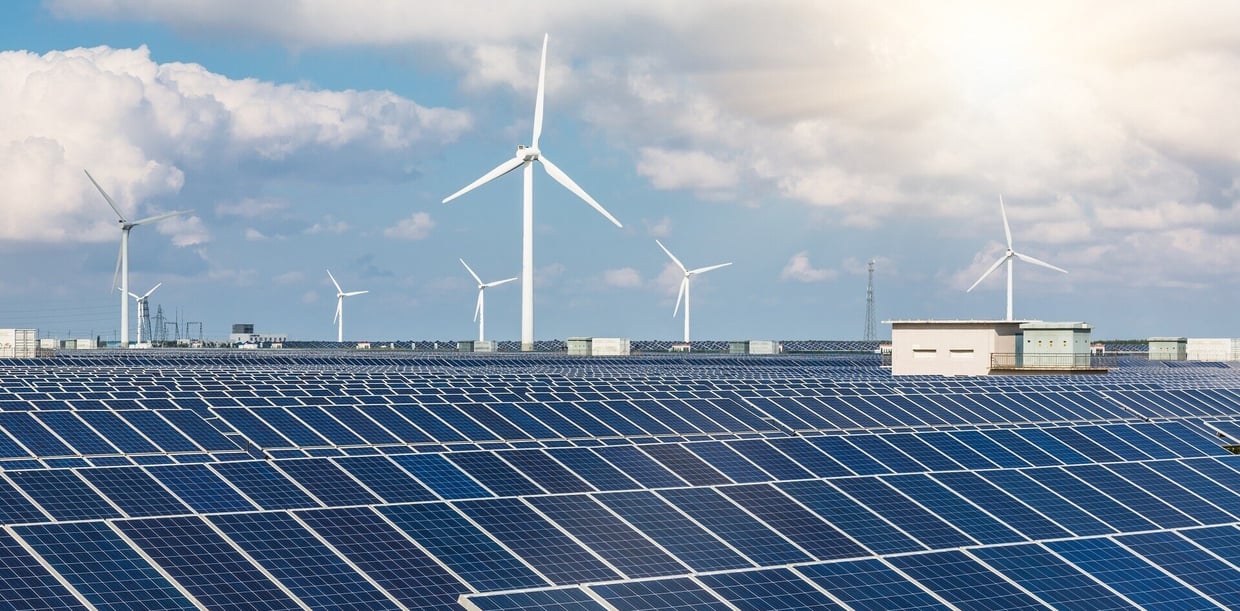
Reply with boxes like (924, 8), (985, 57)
(0, 352), (1239, 609)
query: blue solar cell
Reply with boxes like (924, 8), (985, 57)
(931, 471), (1072, 540)
(589, 577), (730, 610)
(274, 457), (380, 506)
(970, 543), (1135, 611)
(389, 453), (493, 499)
(920, 432), (1002, 470)
(764, 436), (853, 477)
(1115, 530), (1240, 605)
(461, 404), (533, 439)
(390, 403), (469, 442)
(157, 409), (240, 451)
(972, 429), (1054, 467)
(846, 435), (927, 474)
(697, 567), (846, 610)
(553, 401), (626, 437)
(886, 550), (1045, 610)
(292, 406), (368, 445)
(15, 521), (196, 610)
(527, 494), (688, 578)
(606, 400), (675, 436)
(797, 558), (949, 611)
(1013, 428), (1093, 465)
(640, 444), (733, 486)
(546, 447), (641, 491)
(727, 439), (815, 480)
(210, 460), (321, 510)
(252, 407), (332, 446)
(720, 483), (868, 561)
(776, 479), (923, 554)
(0, 529), (88, 610)
(1081, 424), (1167, 459)
(1105, 462), (1232, 526)
(378, 502), (548, 592)
(33, 411), (119, 455)
(115, 515), (303, 610)
(684, 441), (770, 483)
(467, 587), (606, 610)
(117, 410), (201, 452)
(78, 466), (192, 517)
(516, 402), (592, 438)
(498, 449), (594, 493)
(596, 490), (752, 572)
(325, 405), (400, 444)
(1023, 467), (1158, 533)
(146, 463), (258, 513)
(427, 404), (501, 440)
(830, 476), (976, 549)
(806, 436), (892, 475)
(456, 497), (620, 585)
(1048, 537), (1218, 610)
(447, 451), (546, 496)
(214, 408), (293, 448)
(592, 446), (688, 488)
(331, 455), (437, 503)
(356, 405), (433, 443)
(0, 426), (30, 458)
(208, 511), (400, 610)
(978, 469), (1115, 536)
(1178, 524), (1240, 566)
(6, 469), (122, 520)
(1043, 427), (1125, 463)
(884, 474), (1024, 545)
(0, 412), (74, 456)
(75, 410), (160, 453)
(658, 487), (811, 565)
(0, 476), (49, 523)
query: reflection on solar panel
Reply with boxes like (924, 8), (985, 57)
(4, 350), (1240, 608)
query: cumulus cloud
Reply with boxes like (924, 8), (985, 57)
(643, 216), (672, 237)
(602, 267), (642, 288)
(216, 198), (289, 218)
(780, 251), (837, 283)
(383, 212), (435, 240)
(0, 45), (469, 244)
(305, 215), (350, 235)
(636, 147), (738, 192)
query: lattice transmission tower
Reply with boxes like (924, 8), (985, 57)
(864, 259), (877, 341)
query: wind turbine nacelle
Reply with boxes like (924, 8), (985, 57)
(516, 145), (540, 161)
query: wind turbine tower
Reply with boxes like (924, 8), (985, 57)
(967, 195), (1069, 320)
(85, 171), (191, 347)
(656, 240), (732, 345)
(443, 34), (623, 351)
(460, 259), (517, 343)
(128, 283), (161, 345)
(864, 260), (876, 341)
(327, 270), (368, 343)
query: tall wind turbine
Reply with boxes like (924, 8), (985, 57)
(966, 195), (1068, 320)
(327, 270), (368, 342)
(657, 240), (732, 345)
(460, 259), (517, 343)
(125, 282), (161, 345)
(86, 170), (191, 347)
(443, 34), (623, 351)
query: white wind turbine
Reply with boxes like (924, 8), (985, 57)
(125, 283), (161, 345)
(86, 170), (191, 347)
(657, 240), (732, 345)
(460, 259), (517, 343)
(443, 33), (623, 352)
(966, 195), (1068, 320)
(326, 270), (368, 342)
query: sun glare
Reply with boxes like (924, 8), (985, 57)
(932, 9), (1044, 98)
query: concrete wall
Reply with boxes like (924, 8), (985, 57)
(1019, 323), (1091, 367)
(1149, 337), (1187, 361)
(890, 321), (1023, 376)
(1187, 338), (1238, 362)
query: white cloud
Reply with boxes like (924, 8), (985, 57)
(535, 263), (565, 288)
(636, 147), (738, 192)
(383, 212), (435, 240)
(0, 45), (469, 244)
(216, 198), (289, 218)
(273, 271), (304, 284)
(780, 251), (837, 283)
(643, 216), (672, 237)
(155, 214), (209, 246)
(243, 227), (266, 241)
(602, 267), (642, 288)
(305, 215), (349, 235)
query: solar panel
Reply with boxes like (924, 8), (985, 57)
(527, 494), (689, 578)
(595, 490), (752, 572)
(0, 530), (90, 610)
(695, 567), (846, 609)
(587, 577), (730, 610)
(885, 550), (1046, 610)
(795, 558), (949, 610)
(1047, 537), (1219, 609)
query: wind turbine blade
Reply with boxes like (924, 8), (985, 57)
(484, 277), (518, 288)
(474, 291), (483, 322)
(142, 282), (162, 299)
(442, 157), (526, 204)
(111, 239), (123, 292)
(459, 258), (483, 285)
(999, 194), (1012, 249)
(326, 269), (342, 293)
(1013, 252), (1069, 274)
(128, 292), (140, 299)
(689, 262), (733, 275)
(85, 170), (125, 221)
(538, 155), (622, 227)
(130, 209), (191, 226)
(654, 239), (686, 272)
(966, 254), (1009, 293)
(333, 298), (341, 324)
(673, 278), (687, 317)
(343, 290), (368, 297)
(532, 33), (548, 149)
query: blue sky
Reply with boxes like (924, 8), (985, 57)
(2, 1), (1239, 342)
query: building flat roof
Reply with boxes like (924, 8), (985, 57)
(884, 319), (1036, 325)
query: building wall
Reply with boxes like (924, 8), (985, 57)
(890, 322), (1022, 376)
(1187, 338), (1237, 362)
(1019, 326), (1091, 367)
(1149, 339), (1187, 361)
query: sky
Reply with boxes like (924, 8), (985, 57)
(1, 0), (1239, 343)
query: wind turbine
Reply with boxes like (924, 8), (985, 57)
(327, 270), (368, 342)
(125, 283), (161, 345)
(966, 195), (1068, 320)
(460, 259), (517, 343)
(85, 170), (191, 347)
(443, 34), (622, 351)
(656, 240), (732, 345)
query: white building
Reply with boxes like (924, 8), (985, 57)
(888, 320), (1098, 376)
(1186, 338), (1240, 362)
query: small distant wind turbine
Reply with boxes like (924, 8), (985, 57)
(657, 240), (732, 344)
(327, 270), (368, 342)
(123, 283), (161, 345)
(86, 170), (191, 347)
(443, 34), (622, 352)
(967, 195), (1068, 320)
(460, 259), (517, 343)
